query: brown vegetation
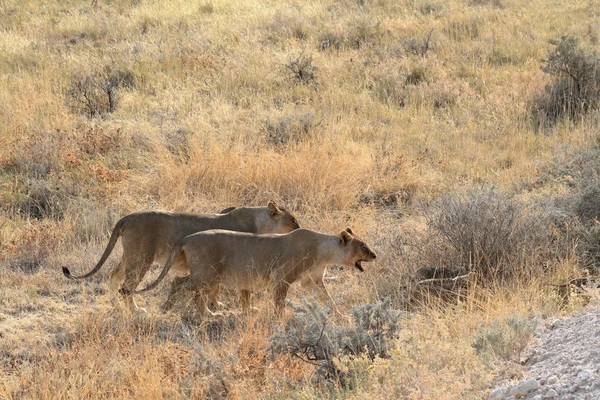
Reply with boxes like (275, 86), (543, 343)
(1, 0), (599, 398)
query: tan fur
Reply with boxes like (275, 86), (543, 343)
(136, 228), (377, 315)
(63, 201), (300, 311)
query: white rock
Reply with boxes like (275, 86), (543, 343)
(576, 369), (591, 380)
(488, 387), (505, 400)
(569, 383), (579, 392)
(545, 388), (558, 398)
(510, 379), (540, 397)
(546, 375), (558, 385)
(531, 396), (542, 400)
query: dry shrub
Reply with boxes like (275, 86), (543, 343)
(423, 188), (551, 279)
(268, 298), (401, 387)
(538, 144), (600, 273)
(264, 111), (319, 147)
(401, 29), (435, 57)
(66, 66), (136, 118)
(472, 316), (538, 362)
(284, 51), (318, 85)
(5, 312), (201, 399)
(533, 36), (600, 128)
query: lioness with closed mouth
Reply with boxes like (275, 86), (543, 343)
(63, 201), (300, 311)
(135, 228), (377, 316)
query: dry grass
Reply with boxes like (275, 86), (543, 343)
(1, 0), (598, 398)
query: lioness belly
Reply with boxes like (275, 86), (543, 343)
(220, 265), (270, 291)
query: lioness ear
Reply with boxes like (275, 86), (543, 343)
(268, 201), (283, 217)
(340, 230), (352, 245)
(345, 228), (354, 235)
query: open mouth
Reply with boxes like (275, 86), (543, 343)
(355, 260), (365, 272)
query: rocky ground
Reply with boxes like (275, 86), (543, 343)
(489, 298), (600, 400)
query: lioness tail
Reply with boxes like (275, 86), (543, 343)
(62, 216), (126, 280)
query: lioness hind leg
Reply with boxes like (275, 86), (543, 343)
(120, 254), (153, 312)
(108, 261), (126, 305)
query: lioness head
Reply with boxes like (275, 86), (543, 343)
(259, 201), (301, 234)
(339, 228), (377, 272)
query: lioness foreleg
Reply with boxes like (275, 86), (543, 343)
(239, 290), (251, 312)
(206, 285), (224, 312)
(198, 285), (221, 316)
(273, 281), (291, 313)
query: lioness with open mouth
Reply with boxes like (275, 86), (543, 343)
(135, 228), (377, 316)
(63, 201), (300, 311)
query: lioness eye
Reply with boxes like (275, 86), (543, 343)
(360, 244), (367, 251)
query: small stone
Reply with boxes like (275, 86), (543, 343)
(488, 387), (505, 400)
(547, 375), (558, 385)
(577, 370), (591, 381)
(569, 383), (579, 392)
(510, 379), (540, 397)
(545, 388), (558, 398)
(548, 319), (560, 329)
(531, 396), (542, 400)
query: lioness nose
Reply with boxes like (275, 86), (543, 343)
(371, 252), (377, 259)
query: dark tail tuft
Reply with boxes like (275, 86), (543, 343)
(62, 267), (72, 278)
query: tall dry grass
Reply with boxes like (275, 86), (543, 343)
(1, 0), (599, 398)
